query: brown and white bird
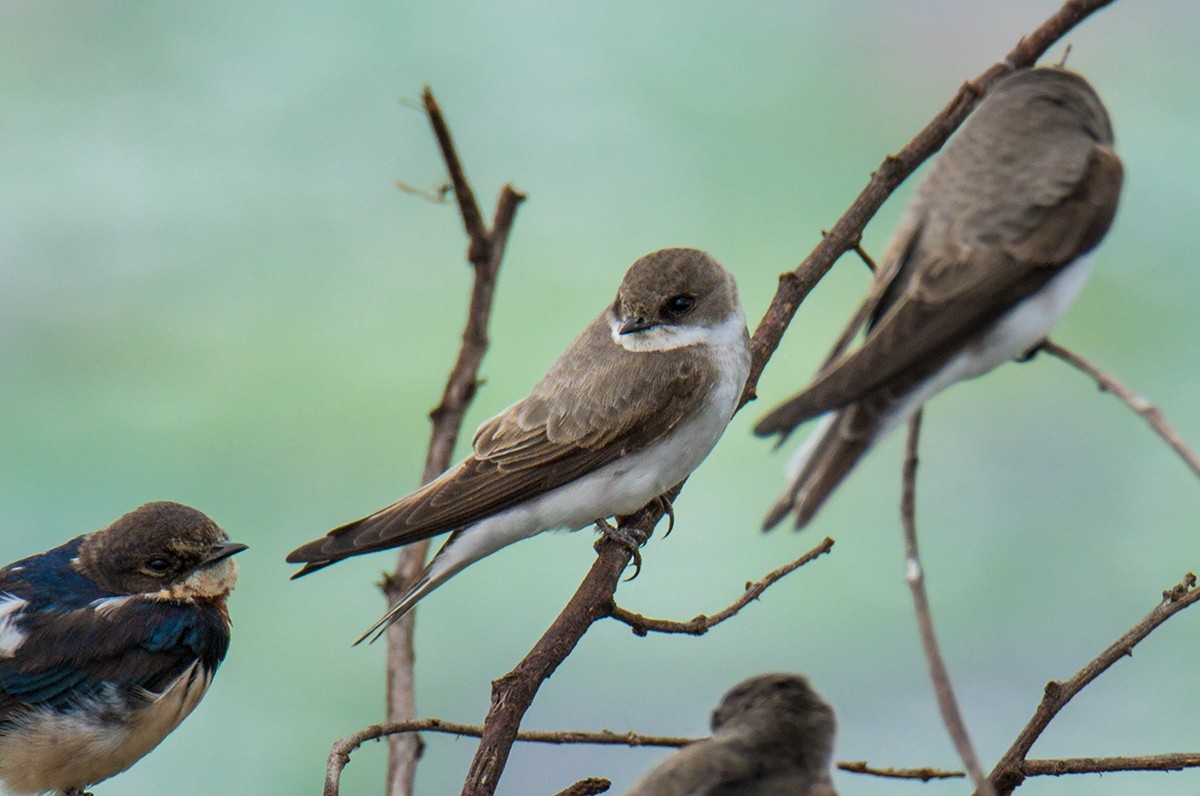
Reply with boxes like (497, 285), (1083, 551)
(624, 673), (838, 796)
(756, 66), (1123, 529)
(288, 248), (750, 638)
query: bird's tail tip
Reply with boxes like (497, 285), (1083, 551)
(761, 496), (793, 531)
(352, 576), (432, 645)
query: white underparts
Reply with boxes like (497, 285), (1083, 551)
(0, 661), (213, 795)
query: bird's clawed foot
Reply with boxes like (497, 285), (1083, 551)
(656, 495), (676, 539)
(594, 518), (644, 580)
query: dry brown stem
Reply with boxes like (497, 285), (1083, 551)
(551, 778), (611, 796)
(377, 85), (525, 796)
(1040, 339), (1200, 479)
(608, 537), (834, 635)
(837, 760), (964, 781)
(1023, 753), (1200, 777)
(901, 412), (996, 795)
(983, 572), (1200, 794)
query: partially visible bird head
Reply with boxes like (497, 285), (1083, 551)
(988, 66), (1114, 147)
(75, 501), (247, 600)
(711, 673), (836, 764)
(609, 247), (742, 351)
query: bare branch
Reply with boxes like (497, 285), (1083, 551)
(609, 537), (834, 635)
(901, 412), (995, 795)
(1024, 753), (1200, 777)
(1040, 339), (1200, 480)
(837, 761), (964, 781)
(371, 85), (525, 796)
(421, 86), (489, 254)
(462, 500), (668, 796)
(985, 572), (1200, 794)
(552, 778), (611, 796)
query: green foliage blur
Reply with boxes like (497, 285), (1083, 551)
(1, 2), (1197, 794)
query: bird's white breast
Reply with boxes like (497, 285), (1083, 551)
(878, 253), (1096, 439)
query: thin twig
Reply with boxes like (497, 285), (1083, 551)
(329, 717), (696, 753)
(395, 179), (452, 204)
(367, 85), (525, 796)
(850, 241), (877, 272)
(551, 779), (611, 796)
(837, 761), (964, 781)
(1024, 753), (1200, 777)
(609, 538), (834, 635)
(902, 412), (995, 796)
(984, 572), (1200, 794)
(457, 3), (1118, 793)
(1040, 339), (1200, 480)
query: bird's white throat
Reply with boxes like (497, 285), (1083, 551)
(611, 311), (746, 353)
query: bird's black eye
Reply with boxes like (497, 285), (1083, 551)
(663, 294), (695, 317)
(144, 556), (174, 575)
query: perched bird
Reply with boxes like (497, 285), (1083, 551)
(0, 502), (246, 796)
(624, 673), (837, 796)
(756, 66), (1123, 529)
(288, 247), (750, 637)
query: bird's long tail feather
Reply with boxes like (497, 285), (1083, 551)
(762, 409), (875, 530)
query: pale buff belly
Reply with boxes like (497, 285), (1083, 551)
(0, 661), (211, 795)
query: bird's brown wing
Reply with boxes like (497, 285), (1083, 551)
(755, 143), (1122, 437)
(287, 317), (717, 572)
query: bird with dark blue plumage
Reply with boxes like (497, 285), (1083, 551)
(0, 501), (246, 796)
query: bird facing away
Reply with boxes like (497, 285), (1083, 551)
(624, 673), (838, 796)
(0, 501), (246, 796)
(755, 66), (1123, 529)
(288, 247), (750, 638)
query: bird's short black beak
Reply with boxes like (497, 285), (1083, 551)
(619, 316), (655, 335)
(203, 541), (249, 567)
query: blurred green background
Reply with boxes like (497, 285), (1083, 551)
(2, 1), (1197, 794)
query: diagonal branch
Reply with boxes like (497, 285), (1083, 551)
(458, 3), (1118, 793)
(461, 500), (668, 796)
(985, 572), (1200, 794)
(901, 412), (995, 796)
(1040, 339), (1200, 479)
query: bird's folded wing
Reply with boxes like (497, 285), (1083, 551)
(756, 143), (1121, 435)
(287, 324), (717, 568)
(0, 599), (227, 721)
